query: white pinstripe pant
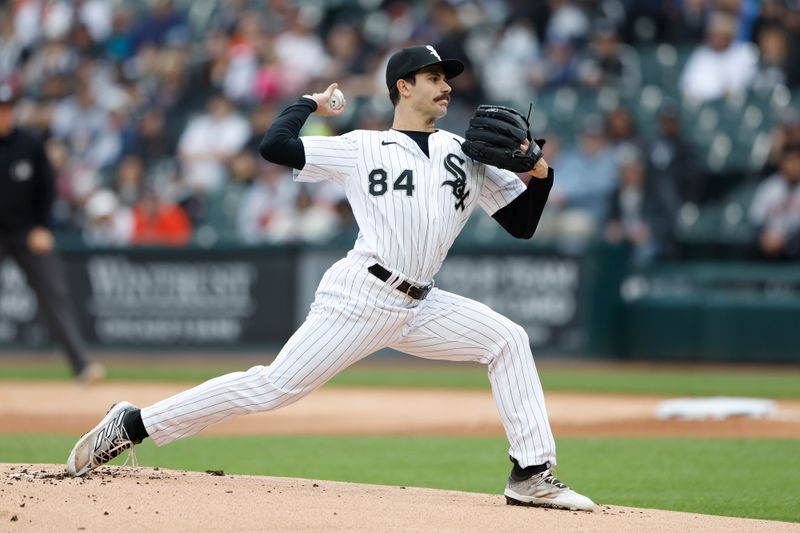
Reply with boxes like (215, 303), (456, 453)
(141, 254), (556, 468)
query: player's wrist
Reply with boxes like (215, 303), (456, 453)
(299, 96), (318, 111)
(529, 158), (549, 179)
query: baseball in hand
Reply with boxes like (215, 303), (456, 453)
(329, 88), (344, 110)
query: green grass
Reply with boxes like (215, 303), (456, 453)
(1, 435), (798, 523)
(335, 367), (800, 398)
(2, 360), (800, 398)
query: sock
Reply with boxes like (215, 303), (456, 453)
(122, 409), (149, 444)
(510, 457), (550, 481)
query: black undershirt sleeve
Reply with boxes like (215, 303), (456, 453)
(258, 97), (317, 169)
(491, 168), (554, 239)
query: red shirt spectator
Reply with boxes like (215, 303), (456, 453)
(132, 192), (192, 245)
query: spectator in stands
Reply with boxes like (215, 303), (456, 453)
(431, 1), (484, 106)
(751, 25), (791, 95)
(14, 0), (73, 49)
(245, 104), (276, 154)
(323, 23), (371, 78)
(113, 154), (145, 207)
(576, 19), (641, 95)
(177, 93), (250, 195)
(82, 188), (133, 246)
(753, 0), (800, 87)
(131, 189), (192, 246)
(605, 147), (676, 266)
(545, 115), (619, 246)
(272, 7), (330, 96)
(332, 198), (357, 241)
(23, 38), (78, 93)
(319, 23), (380, 104)
(237, 164), (300, 244)
(647, 100), (701, 205)
(105, 5), (136, 62)
(228, 149), (259, 184)
(132, 108), (172, 166)
(545, 0), (591, 46)
(222, 12), (263, 105)
(0, 8), (22, 79)
(663, 0), (711, 44)
(529, 35), (579, 89)
(71, 23), (103, 60)
(253, 41), (282, 103)
(76, 0), (113, 45)
(131, 0), (188, 52)
(291, 187), (342, 244)
(540, 132), (564, 169)
(780, 3), (800, 87)
(188, 29), (231, 104)
(50, 79), (120, 172)
(749, 144), (800, 261)
(763, 111), (800, 178)
(605, 104), (645, 158)
(679, 11), (757, 103)
(480, 19), (541, 104)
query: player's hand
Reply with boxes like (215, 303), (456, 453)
(27, 226), (54, 255)
(530, 157), (549, 179)
(519, 139), (549, 179)
(304, 83), (346, 117)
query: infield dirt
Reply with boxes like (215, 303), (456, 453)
(2, 464), (799, 532)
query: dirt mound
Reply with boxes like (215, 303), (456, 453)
(2, 464), (796, 532)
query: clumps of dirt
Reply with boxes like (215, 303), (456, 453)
(7, 467), (69, 481)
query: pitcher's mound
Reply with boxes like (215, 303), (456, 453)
(1, 464), (793, 532)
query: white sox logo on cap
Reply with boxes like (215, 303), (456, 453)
(426, 45), (442, 61)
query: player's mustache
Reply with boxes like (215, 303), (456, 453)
(435, 95), (450, 103)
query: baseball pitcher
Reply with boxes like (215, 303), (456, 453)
(66, 45), (594, 512)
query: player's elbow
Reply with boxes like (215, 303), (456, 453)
(494, 213), (539, 239)
(258, 135), (280, 163)
(510, 225), (537, 240)
(258, 135), (305, 169)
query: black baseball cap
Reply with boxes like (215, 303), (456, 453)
(0, 84), (17, 106)
(385, 45), (464, 90)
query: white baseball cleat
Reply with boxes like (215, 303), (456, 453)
(504, 469), (595, 511)
(67, 401), (139, 477)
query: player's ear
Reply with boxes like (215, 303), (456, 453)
(397, 78), (412, 98)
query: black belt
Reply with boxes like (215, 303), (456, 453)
(368, 264), (432, 300)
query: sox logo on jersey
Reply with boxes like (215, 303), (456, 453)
(442, 153), (469, 211)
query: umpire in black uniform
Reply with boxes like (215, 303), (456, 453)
(0, 84), (103, 384)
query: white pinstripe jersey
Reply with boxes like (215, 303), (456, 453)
(296, 128), (526, 284)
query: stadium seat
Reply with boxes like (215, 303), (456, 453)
(676, 203), (723, 244)
(706, 133), (732, 173)
(748, 132), (772, 171)
(737, 104), (764, 143)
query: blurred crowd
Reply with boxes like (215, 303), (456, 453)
(1, 0), (799, 263)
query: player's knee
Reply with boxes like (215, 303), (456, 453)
(505, 323), (530, 351)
